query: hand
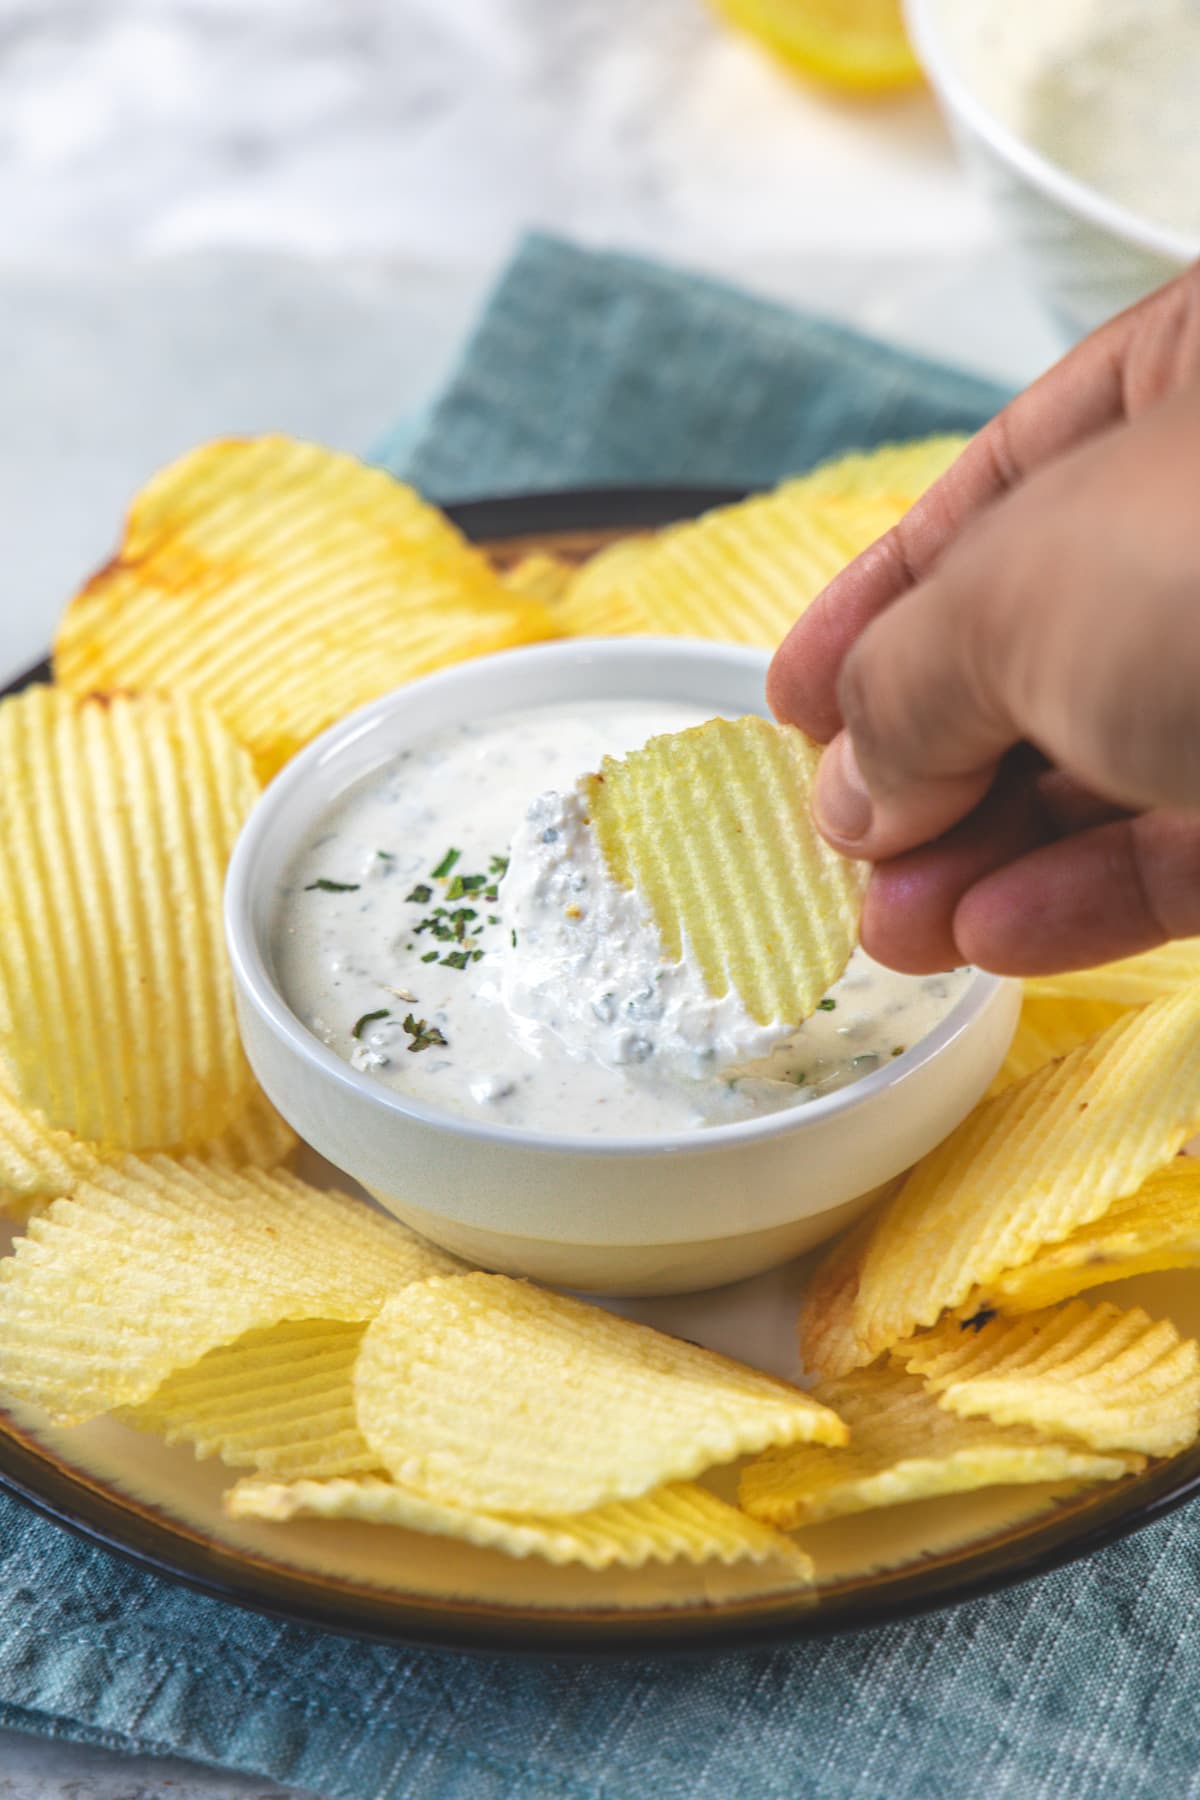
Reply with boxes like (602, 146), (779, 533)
(767, 267), (1200, 977)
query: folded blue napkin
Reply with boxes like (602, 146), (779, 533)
(4, 234), (1190, 1800)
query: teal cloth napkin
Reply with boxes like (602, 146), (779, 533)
(3, 234), (1191, 1800)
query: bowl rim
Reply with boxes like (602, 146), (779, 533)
(904, 0), (1200, 267)
(225, 634), (1009, 1160)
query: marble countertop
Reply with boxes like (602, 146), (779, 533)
(0, 1), (1063, 1794)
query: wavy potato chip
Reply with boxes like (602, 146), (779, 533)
(0, 687), (258, 1147)
(988, 994), (1130, 1095)
(622, 487), (904, 647)
(977, 1160), (1200, 1314)
(552, 537), (652, 638)
(583, 715), (867, 1026)
(738, 1361), (1130, 1527)
(54, 437), (555, 777)
(227, 1474), (812, 1574)
(128, 1318), (378, 1479)
(900, 1300), (1200, 1457)
(851, 991), (1200, 1360)
(795, 436), (966, 506)
(0, 1156), (464, 1423)
(501, 551), (573, 606)
(797, 1211), (882, 1381)
(1024, 940), (1200, 1007)
(0, 1062), (294, 1216)
(355, 1274), (845, 1515)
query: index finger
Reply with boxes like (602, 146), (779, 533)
(767, 264), (1200, 742)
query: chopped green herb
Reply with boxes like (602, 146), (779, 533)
(891, 1045), (905, 1058)
(816, 997), (837, 1011)
(511, 928), (517, 948)
(352, 1008), (390, 1039)
(430, 848), (461, 879)
(487, 914), (500, 925)
(446, 872), (488, 899)
(472, 948), (484, 962)
(401, 1013), (448, 1054)
(421, 950), (438, 963)
(440, 950), (471, 970)
(406, 883), (433, 904)
(489, 854), (509, 877)
(791, 1071), (808, 1086)
(304, 878), (359, 893)
(377, 850), (395, 861)
(483, 884), (499, 902)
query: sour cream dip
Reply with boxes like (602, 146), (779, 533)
(274, 700), (970, 1138)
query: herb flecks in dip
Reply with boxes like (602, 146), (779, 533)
(275, 702), (971, 1137)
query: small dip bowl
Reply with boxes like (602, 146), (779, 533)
(226, 640), (1019, 1297)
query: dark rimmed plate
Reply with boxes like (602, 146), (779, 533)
(1, 485), (1197, 1658)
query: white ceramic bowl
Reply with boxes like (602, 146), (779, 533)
(226, 639), (1019, 1297)
(906, 0), (1198, 338)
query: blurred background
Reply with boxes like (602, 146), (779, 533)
(1, 0), (1078, 695)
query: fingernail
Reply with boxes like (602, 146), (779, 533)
(816, 733), (873, 844)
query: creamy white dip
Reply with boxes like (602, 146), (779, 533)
(274, 701), (971, 1138)
(953, 0), (1200, 242)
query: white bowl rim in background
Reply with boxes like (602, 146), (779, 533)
(904, 0), (1200, 269)
(225, 635), (1007, 1161)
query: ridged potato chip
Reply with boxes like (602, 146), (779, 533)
(128, 1318), (378, 1479)
(0, 1155), (463, 1422)
(227, 1474), (812, 1574)
(355, 1274), (845, 1515)
(988, 994), (1130, 1095)
(1025, 939), (1200, 1006)
(978, 1160), (1200, 1314)
(797, 1211), (881, 1381)
(552, 537), (651, 638)
(54, 437), (556, 778)
(583, 715), (867, 1026)
(900, 1299), (1200, 1457)
(0, 687), (258, 1147)
(502, 551), (573, 606)
(796, 436), (965, 505)
(738, 1361), (1130, 1527)
(851, 991), (1200, 1359)
(622, 487), (904, 647)
(0, 1063), (294, 1215)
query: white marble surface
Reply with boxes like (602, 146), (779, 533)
(0, 0), (1064, 1793)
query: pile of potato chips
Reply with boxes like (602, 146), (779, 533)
(1, 429), (1198, 1582)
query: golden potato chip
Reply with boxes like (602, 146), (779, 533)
(355, 1274), (845, 1515)
(989, 993), (1130, 1095)
(900, 1299), (1200, 1457)
(501, 551), (573, 606)
(978, 1160), (1200, 1314)
(583, 715), (867, 1026)
(797, 1211), (881, 1381)
(128, 1318), (377, 1479)
(54, 437), (556, 778)
(552, 537), (652, 638)
(1025, 939), (1200, 1007)
(622, 486), (904, 647)
(0, 1155), (464, 1423)
(851, 991), (1200, 1360)
(0, 687), (258, 1147)
(0, 1062), (293, 1216)
(226, 1474), (812, 1574)
(738, 1362), (1130, 1527)
(795, 436), (966, 506)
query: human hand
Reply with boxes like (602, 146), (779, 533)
(767, 268), (1200, 977)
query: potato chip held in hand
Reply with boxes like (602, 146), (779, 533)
(583, 714), (867, 1026)
(354, 1273), (845, 1515)
(899, 1299), (1200, 1458)
(54, 436), (556, 778)
(0, 687), (259, 1148)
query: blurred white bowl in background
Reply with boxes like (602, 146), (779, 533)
(906, 0), (1199, 340)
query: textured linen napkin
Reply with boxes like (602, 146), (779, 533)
(4, 234), (1195, 1800)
